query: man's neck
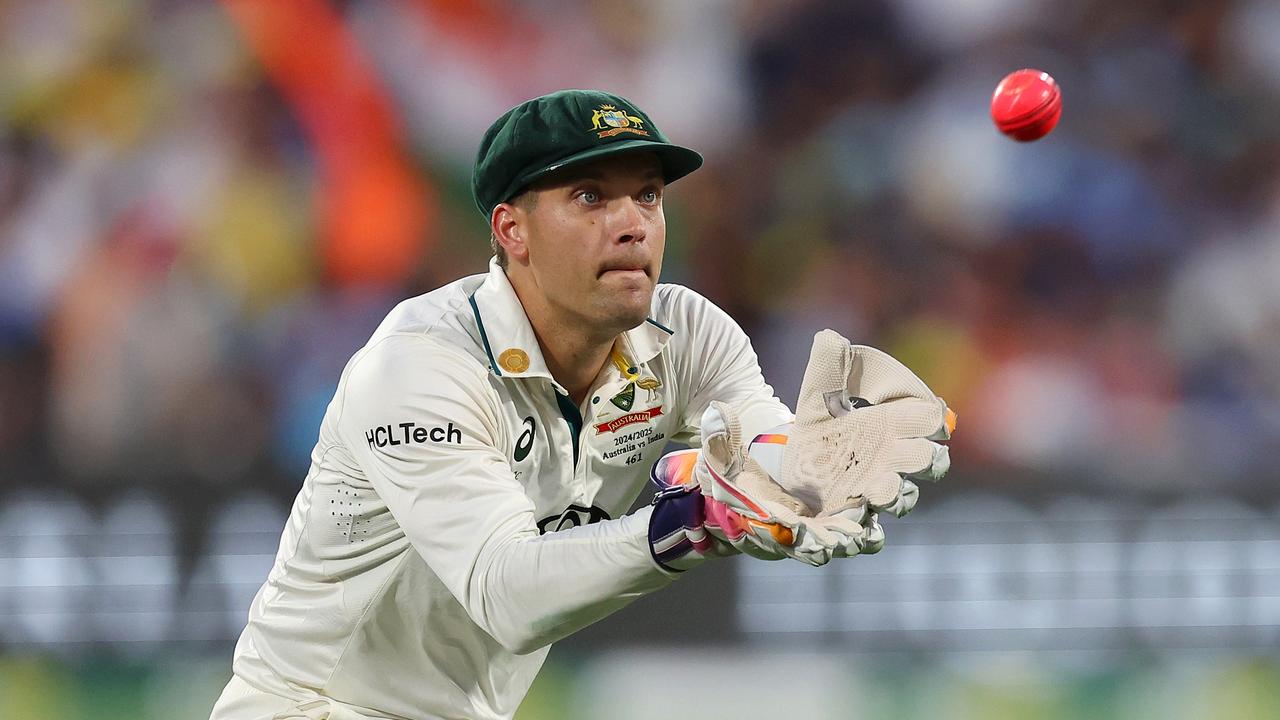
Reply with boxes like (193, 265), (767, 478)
(508, 273), (619, 405)
(536, 324), (615, 406)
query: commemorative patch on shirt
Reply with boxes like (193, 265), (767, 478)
(589, 352), (671, 465)
(593, 406), (663, 434)
(599, 423), (667, 465)
(593, 399), (668, 466)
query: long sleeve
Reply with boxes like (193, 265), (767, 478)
(336, 334), (674, 655)
(663, 286), (794, 446)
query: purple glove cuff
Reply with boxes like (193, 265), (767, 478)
(648, 484), (706, 572)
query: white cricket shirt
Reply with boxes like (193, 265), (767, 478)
(223, 259), (791, 719)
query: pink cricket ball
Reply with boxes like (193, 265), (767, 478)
(991, 69), (1062, 142)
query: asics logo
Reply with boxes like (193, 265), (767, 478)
(514, 417), (536, 462)
(536, 504), (611, 534)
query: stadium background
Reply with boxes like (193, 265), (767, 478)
(4, 0), (1280, 717)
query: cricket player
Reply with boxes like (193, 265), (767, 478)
(209, 89), (952, 720)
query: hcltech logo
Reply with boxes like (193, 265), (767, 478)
(365, 422), (461, 450)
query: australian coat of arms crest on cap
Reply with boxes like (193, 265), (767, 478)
(589, 105), (650, 139)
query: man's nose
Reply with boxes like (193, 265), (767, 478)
(608, 198), (647, 244)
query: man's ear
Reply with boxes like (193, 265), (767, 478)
(491, 202), (530, 265)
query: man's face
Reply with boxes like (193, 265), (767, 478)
(513, 152), (666, 334)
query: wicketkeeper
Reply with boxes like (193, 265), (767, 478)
(209, 89), (954, 720)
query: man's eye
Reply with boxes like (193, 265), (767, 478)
(580, 191), (599, 204)
(642, 190), (659, 203)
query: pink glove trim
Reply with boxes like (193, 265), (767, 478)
(650, 450), (700, 489)
(705, 461), (770, 518)
(703, 496), (750, 541)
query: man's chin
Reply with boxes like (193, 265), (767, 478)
(601, 292), (653, 331)
(618, 301), (652, 329)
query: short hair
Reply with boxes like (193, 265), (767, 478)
(490, 235), (508, 270)
(490, 190), (537, 270)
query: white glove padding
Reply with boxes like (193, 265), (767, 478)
(780, 329), (955, 516)
(694, 401), (884, 567)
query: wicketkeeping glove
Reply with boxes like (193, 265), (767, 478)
(778, 329), (955, 518)
(693, 402), (885, 567)
(648, 329), (953, 570)
(647, 450), (789, 572)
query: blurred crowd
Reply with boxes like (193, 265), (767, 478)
(4, 0), (1280, 541)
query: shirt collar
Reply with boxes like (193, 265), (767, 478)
(467, 258), (675, 379)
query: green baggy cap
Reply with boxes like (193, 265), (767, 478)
(472, 89), (704, 216)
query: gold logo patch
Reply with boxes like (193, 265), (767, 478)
(636, 375), (662, 401)
(589, 104), (650, 139)
(498, 348), (530, 373)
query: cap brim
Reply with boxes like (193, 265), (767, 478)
(508, 140), (704, 203)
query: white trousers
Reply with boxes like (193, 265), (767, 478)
(209, 676), (378, 720)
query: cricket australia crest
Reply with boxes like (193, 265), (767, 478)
(589, 105), (650, 139)
(609, 382), (636, 411)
